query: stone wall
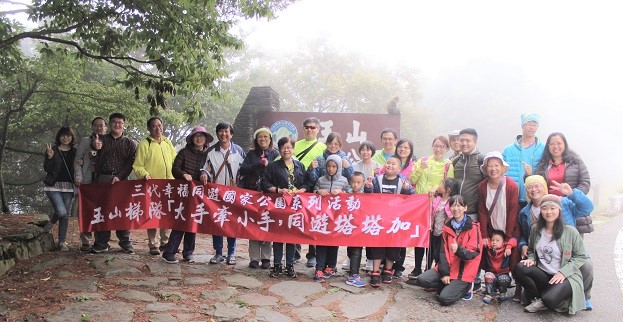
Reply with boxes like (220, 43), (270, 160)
(0, 221), (56, 276)
(232, 86), (280, 151)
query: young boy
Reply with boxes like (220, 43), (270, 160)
(364, 155), (414, 287)
(344, 171), (367, 287)
(313, 155), (350, 283)
(482, 230), (516, 304)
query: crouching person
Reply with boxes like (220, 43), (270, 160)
(415, 195), (483, 305)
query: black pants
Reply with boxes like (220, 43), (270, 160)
(417, 269), (471, 306)
(163, 229), (195, 258)
(392, 247), (407, 272)
(347, 247), (363, 276)
(295, 244), (316, 260)
(429, 234), (442, 269)
(92, 174), (130, 249)
(513, 262), (572, 310)
(315, 245), (338, 271)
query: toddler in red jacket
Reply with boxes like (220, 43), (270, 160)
(482, 230), (517, 304)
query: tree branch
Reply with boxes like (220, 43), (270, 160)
(5, 146), (44, 156)
(6, 175), (46, 186)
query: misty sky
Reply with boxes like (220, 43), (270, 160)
(241, 0), (621, 203)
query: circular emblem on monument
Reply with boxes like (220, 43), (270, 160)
(270, 120), (298, 142)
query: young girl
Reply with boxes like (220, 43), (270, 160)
(407, 178), (460, 282)
(364, 155), (414, 287)
(313, 155), (350, 283)
(415, 195), (483, 306)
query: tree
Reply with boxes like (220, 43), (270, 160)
(1, 0), (292, 117)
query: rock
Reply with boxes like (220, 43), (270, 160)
(222, 274), (263, 289)
(238, 293), (279, 306)
(43, 300), (135, 322)
(268, 281), (324, 306)
(200, 288), (238, 301)
(117, 289), (158, 302)
(118, 277), (168, 288)
(292, 307), (335, 321)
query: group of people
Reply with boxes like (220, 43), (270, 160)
(42, 113), (594, 315)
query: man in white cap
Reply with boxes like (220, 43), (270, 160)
(448, 130), (461, 162)
(502, 114), (545, 209)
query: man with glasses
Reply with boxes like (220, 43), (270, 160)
(453, 128), (485, 222)
(502, 114), (545, 209)
(91, 113), (137, 254)
(293, 117), (326, 267)
(372, 128), (399, 165)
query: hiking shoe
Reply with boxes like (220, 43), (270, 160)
(226, 254), (237, 265)
(269, 264), (282, 278)
(306, 256), (316, 268)
(163, 255), (178, 264)
(58, 243), (69, 252)
(285, 264), (297, 278)
(149, 247), (160, 255)
(524, 298), (547, 312)
(249, 260), (260, 268)
(43, 222), (53, 233)
(260, 259), (271, 269)
(79, 244), (92, 252)
(382, 269), (393, 284)
(393, 269), (404, 278)
(370, 271), (381, 288)
(323, 267), (335, 278)
(584, 299), (593, 311)
(209, 254), (224, 264)
(462, 283), (474, 301)
(121, 245), (135, 254)
(346, 274), (367, 288)
(90, 246), (109, 254)
(182, 256), (195, 263)
(314, 270), (326, 283)
(408, 269), (422, 280)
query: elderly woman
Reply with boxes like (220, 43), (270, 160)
(43, 126), (77, 252)
(518, 175), (594, 309)
(239, 127), (279, 269)
(262, 136), (308, 278)
(477, 151), (520, 253)
(514, 194), (588, 315)
(162, 126), (213, 263)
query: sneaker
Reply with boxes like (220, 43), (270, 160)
(323, 267), (335, 278)
(524, 298), (547, 313)
(43, 222), (53, 233)
(90, 246), (109, 254)
(314, 270), (326, 283)
(58, 243), (69, 252)
(364, 260), (373, 272)
(393, 269), (404, 278)
(163, 255), (178, 264)
(249, 260), (260, 268)
(79, 244), (92, 252)
(462, 283), (474, 301)
(584, 299), (593, 311)
(182, 256), (194, 263)
(269, 264), (282, 278)
(285, 264), (297, 278)
(209, 254), (224, 264)
(226, 254), (237, 265)
(370, 271), (381, 288)
(121, 245), (135, 254)
(342, 259), (350, 270)
(346, 274), (367, 288)
(306, 256), (316, 268)
(381, 269), (393, 284)
(149, 247), (161, 255)
(404, 278), (419, 286)
(260, 259), (271, 269)
(408, 269), (422, 280)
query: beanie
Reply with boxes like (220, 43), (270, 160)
(521, 113), (540, 127)
(540, 194), (562, 210)
(524, 175), (548, 202)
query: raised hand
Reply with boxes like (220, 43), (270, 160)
(549, 180), (572, 196)
(94, 134), (102, 150)
(45, 143), (54, 159)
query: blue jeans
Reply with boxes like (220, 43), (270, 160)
(212, 235), (236, 256)
(45, 190), (74, 244)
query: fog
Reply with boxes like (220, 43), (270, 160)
(240, 0), (621, 208)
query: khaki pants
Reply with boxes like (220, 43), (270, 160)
(147, 228), (170, 249)
(248, 240), (272, 261)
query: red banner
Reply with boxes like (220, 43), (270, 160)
(78, 179), (430, 247)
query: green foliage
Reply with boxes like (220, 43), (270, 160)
(1, 0), (292, 116)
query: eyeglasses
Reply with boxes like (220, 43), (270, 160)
(304, 125), (317, 130)
(381, 137), (396, 141)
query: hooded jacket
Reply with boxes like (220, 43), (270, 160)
(314, 154), (350, 192)
(437, 215), (482, 282)
(307, 149), (353, 185)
